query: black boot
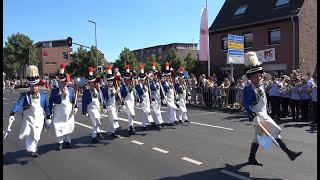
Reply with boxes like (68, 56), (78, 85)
(276, 138), (302, 161)
(248, 143), (263, 166)
(129, 126), (136, 135)
(151, 122), (158, 128)
(91, 137), (100, 143)
(57, 143), (63, 150)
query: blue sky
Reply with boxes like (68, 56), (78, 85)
(4, 0), (225, 62)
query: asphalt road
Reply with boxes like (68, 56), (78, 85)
(3, 88), (317, 180)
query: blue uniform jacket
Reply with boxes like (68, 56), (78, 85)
(101, 86), (119, 108)
(11, 91), (50, 116)
(82, 88), (104, 112)
(174, 83), (184, 94)
(135, 84), (149, 101)
(243, 83), (268, 114)
(162, 81), (170, 93)
(48, 88), (79, 115)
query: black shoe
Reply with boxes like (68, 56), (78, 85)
(97, 133), (105, 140)
(174, 121), (179, 125)
(288, 151), (303, 161)
(64, 142), (72, 148)
(129, 126), (136, 135)
(91, 137), (100, 143)
(142, 127), (149, 131)
(276, 138), (303, 161)
(58, 143), (63, 150)
(111, 133), (120, 138)
(168, 123), (175, 126)
(117, 126), (122, 130)
(151, 122), (158, 128)
(184, 120), (190, 123)
(179, 120), (183, 123)
(248, 157), (263, 166)
(160, 123), (165, 127)
(28, 151), (39, 158)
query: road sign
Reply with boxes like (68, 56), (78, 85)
(228, 42), (244, 49)
(227, 55), (244, 64)
(228, 34), (244, 43)
(228, 49), (244, 56)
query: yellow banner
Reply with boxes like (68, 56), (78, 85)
(228, 42), (244, 49)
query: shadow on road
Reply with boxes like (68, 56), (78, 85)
(157, 162), (282, 180)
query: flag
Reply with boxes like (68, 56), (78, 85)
(199, 5), (208, 61)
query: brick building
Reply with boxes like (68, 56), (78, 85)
(35, 39), (72, 79)
(209, 0), (317, 79)
(132, 43), (199, 63)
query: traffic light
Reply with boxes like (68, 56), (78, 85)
(67, 37), (72, 47)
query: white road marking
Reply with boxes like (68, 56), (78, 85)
(135, 106), (166, 112)
(181, 157), (202, 165)
(74, 121), (106, 132)
(101, 114), (143, 125)
(190, 122), (234, 131)
(220, 170), (253, 180)
(152, 147), (169, 153)
(131, 140), (144, 145)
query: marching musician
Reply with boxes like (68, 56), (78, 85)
(135, 64), (158, 131)
(162, 62), (179, 126)
(120, 65), (136, 135)
(174, 67), (189, 123)
(48, 63), (79, 150)
(7, 65), (51, 157)
(149, 62), (166, 127)
(242, 52), (302, 166)
(82, 67), (105, 143)
(101, 65), (122, 138)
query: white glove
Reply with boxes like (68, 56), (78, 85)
(119, 105), (124, 111)
(45, 119), (52, 126)
(8, 116), (15, 124)
(136, 102), (141, 106)
(253, 116), (260, 125)
(73, 108), (78, 115)
(102, 108), (107, 114)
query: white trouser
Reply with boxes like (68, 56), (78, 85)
(142, 111), (154, 127)
(178, 111), (188, 121)
(166, 107), (177, 123)
(92, 125), (102, 138)
(114, 121), (120, 129)
(127, 113), (134, 128)
(152, 111), (164, 124)
(57, 135), (71, 143)
(26, 136), (38, 153)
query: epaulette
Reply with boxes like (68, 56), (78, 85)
(244, 82), (251, 87)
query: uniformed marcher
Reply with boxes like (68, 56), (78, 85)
(162, 62), (179, 126)
(120, 64), (136, 135)
(101, 65), (121, 138)
(48, 63), (79, 150)
(174, 67), (189, 123)
(243, 52), (302, 166)
(8, 65), (51, 157)
(149, 62), (165, 127)
(135, 64), (158, 130)
(82, 67), (105, 143)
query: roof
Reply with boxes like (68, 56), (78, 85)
(132, 43), (198, 52)
(209, 0), (304, 32)
(34, 39), (67, 45)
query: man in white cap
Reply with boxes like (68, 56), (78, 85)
(120, 64), (136, 135)
(101, 65), (122, 138)
(149, 62), (165, 128)
(174, 67), (189, 123)
(7, 65), (51, 157)
(48, 63), (79, 150)
(161, 62), (178, 126)
(243, 52), (302, 166)
(82, 67), (105, 142)
(135, 64), (158, 130)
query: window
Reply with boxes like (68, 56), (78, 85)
(268, 28), (281, 45)
(221, 36), (228, 50)
(152, 49), (155, 53)
(42, 42), (52, 48)
(45, 62), (57, 65)
(243, 32), (253, 48)
(158, 47), (162, 54)
(146, 49), (149, 53)
(275, 0), (289, 7)
(234, 5), (248, 16)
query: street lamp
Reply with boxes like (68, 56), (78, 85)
(88, 20), (98, 69)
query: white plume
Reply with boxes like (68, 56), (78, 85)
(244, 51), (261, 68)
(26, 65), (39, 77)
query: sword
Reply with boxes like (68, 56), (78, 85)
(257, 122), (280, 148)
(3, 120), (14, 140)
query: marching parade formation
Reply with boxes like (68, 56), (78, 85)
(4, 53), (308, 167)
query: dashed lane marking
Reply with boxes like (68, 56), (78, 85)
(131, 140), (144, 145)
(101, 114), (143, 125)
(220, 170), (253, 180)
(190, 122), (234, 131)
(152, 147), (169, 154)
(181, 157), (202, 165)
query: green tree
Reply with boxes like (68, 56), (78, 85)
(184, 53), (196, 71)
(65, 46), (105, 77)
(144, 54), (161, 73)
(3, 33), (37, 80)
(113, 47), (139, 73)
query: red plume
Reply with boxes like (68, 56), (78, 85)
(88, 67), (94, 72)
(165, 62), (169, 67)
(60, 63), (66, 69)
(125, 64), (130, 69)
(140, 64), (144, 69)
(151, 62), (156, 66)
(180, 67), (185, 72)
(106, 65), (112, 70)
